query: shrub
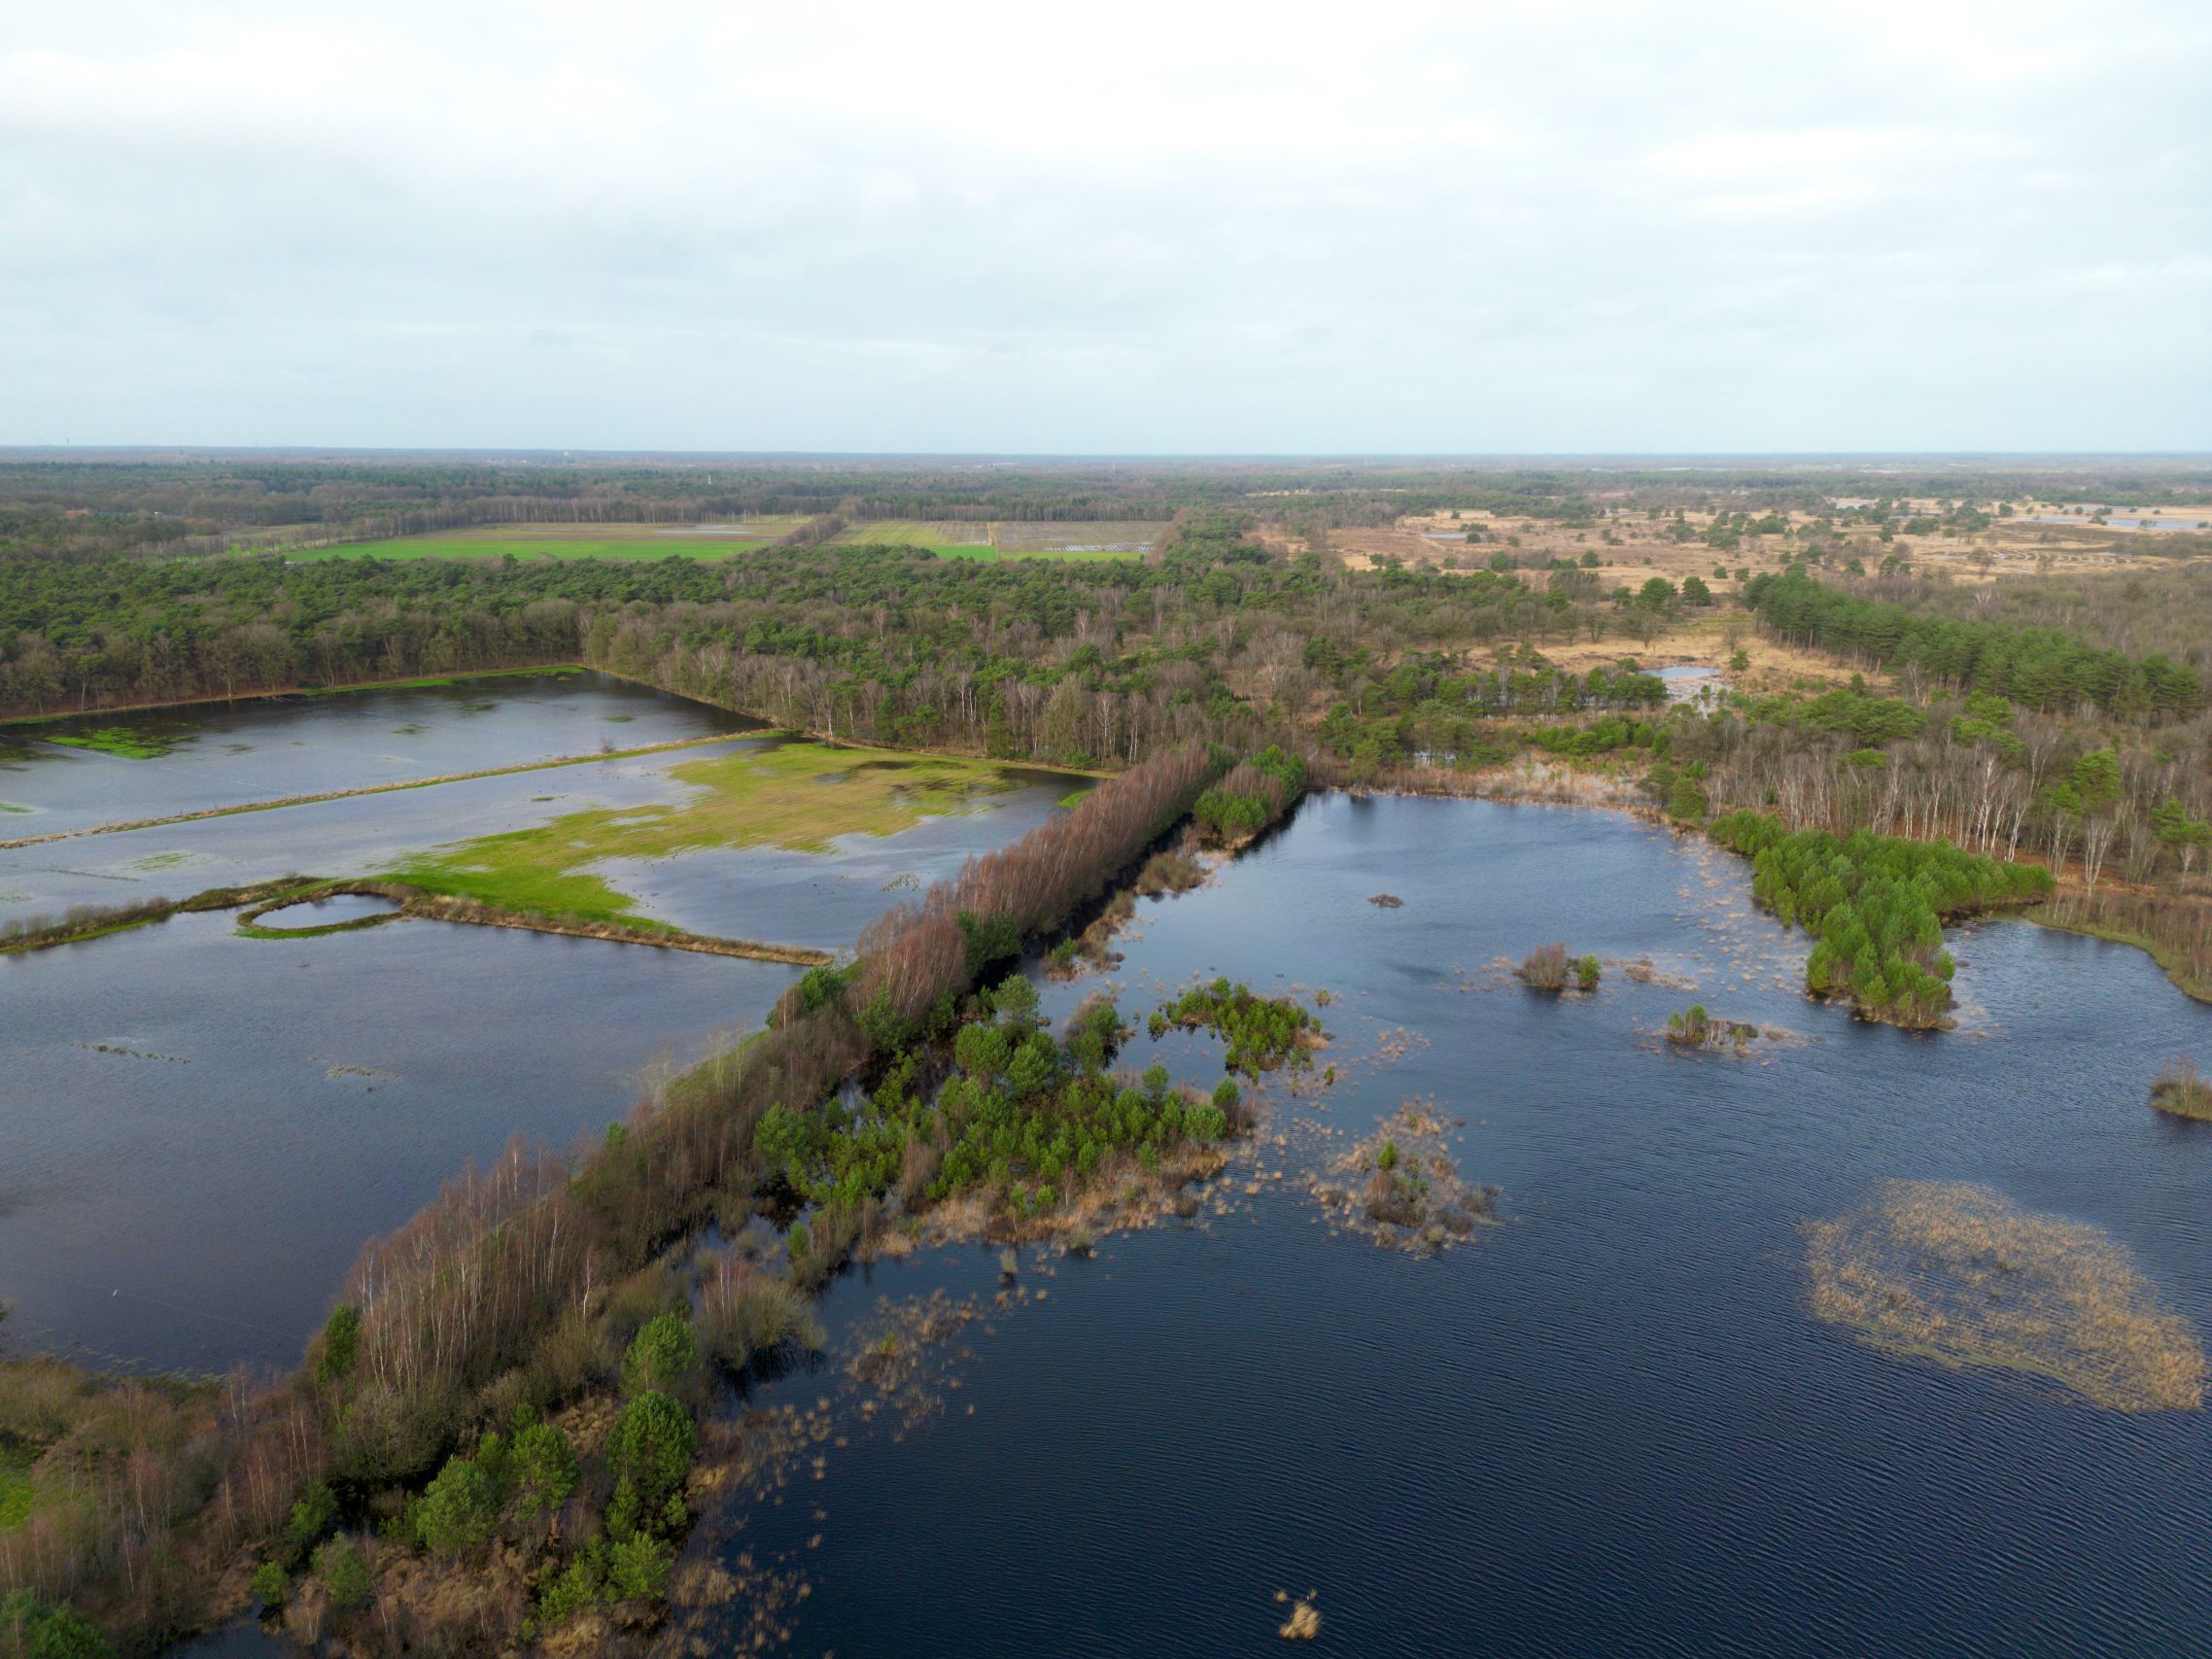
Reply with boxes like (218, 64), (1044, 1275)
(251, 1562), (290, 1609)
(700, 1257), (823, 1371)
(621, 1312), (699, 1398)
(0, 1594), (114, 1659)
(953, 1021), (1011, 1081)
(313, 1538), (371, 1611)
(1574, 954), (1602, 991)
(608, 1393), (694, 1513)
(282, 1480), (338, 1566)
(537, 1552), (603, 1626)
(315, 1304), (360, 1386)
(1515, 943), (1569, 991)
(752, 1103), (817, 1185)
(511, 1421), (579, 1517)
(416, 1449), (503, 1556)
(605, 1532), (674, 1601)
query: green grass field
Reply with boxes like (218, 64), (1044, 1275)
(290, 520), (806, 562)
(835, 519), (1163, 561)
(832, 520), (995, 556)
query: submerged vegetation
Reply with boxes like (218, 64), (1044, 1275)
(39, 726), (183, 760)
(1311, 1101), (1497, 1254)
(1708, 812), (2054, 1026)
(1805, 1181), (2206, 1412)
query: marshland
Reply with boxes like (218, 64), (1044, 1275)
(4, 459), (2211, 1658)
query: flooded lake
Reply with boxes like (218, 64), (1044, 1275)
(691, 795), (2212, 1657)
(12, 685), (2212, 1655)
(0, 670), (752, 834)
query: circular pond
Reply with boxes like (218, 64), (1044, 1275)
(252, 892), (404, 929)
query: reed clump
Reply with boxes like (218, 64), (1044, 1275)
(1804, 1180), (2206, 1412)
(2150, 1056), (2212, 1122)
(699, 1255), (823, 1375)
(1311, 1100), (1497, 1254)
(1515, 942), (1569, 990)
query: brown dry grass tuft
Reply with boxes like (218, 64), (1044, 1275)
(1804, 1180), (2205, 1412)
(1310, 1100), (1497, 1255)
(1514, 942), (1569, 990)
(2150, 1056), (2212, 1122)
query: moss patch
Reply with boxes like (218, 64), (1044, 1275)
(388, 740), (1032, 925)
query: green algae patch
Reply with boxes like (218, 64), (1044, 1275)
(42, 726), (185, 759)
(387, 740), (1032, 924)
(1805, 1180), (2206, 1412)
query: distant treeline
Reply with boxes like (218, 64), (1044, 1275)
(1745, 570), (2201, 720)
(10, 455), (2212, 566)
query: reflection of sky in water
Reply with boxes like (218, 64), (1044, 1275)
(1, 722), (1081, 947)
(0, 911), (797, 1371)
(589, 779), (1074, 950)
(0, 671), (756, 833)
(702, 792), (2212, 1659)
(0, 738), (765, 925)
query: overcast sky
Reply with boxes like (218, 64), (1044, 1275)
(3, 0), (2207, 453)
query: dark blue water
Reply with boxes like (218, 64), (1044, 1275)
(704, 794), (2212, 1658)
(0, 913), (797, 1372)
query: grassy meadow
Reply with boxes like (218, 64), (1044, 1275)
(832, 520), (996, 556)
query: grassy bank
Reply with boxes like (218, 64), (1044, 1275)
(1, 878), (834, 967)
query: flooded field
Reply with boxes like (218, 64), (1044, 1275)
(0, 677), (1083, 1367)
